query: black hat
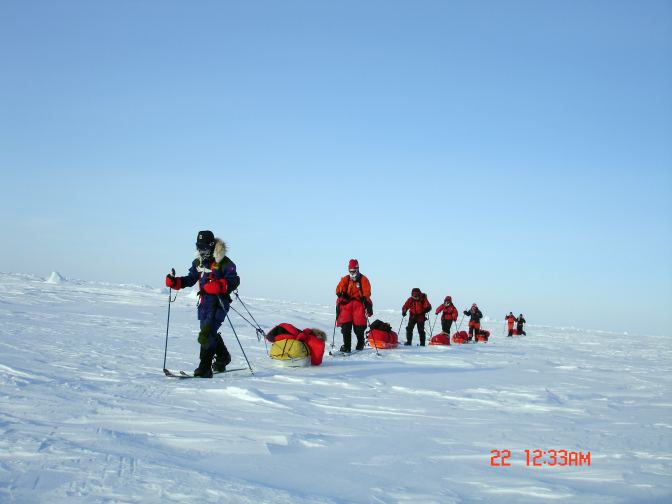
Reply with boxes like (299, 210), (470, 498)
(196, 230), (215, 248)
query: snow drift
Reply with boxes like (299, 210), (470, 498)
(0, 272), (670, 503)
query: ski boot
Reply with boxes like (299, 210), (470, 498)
(212, 333), (231, 373)
(354, 327), (365, 351)
(340, 329), (352, 353)
(194, 346), (214, 378)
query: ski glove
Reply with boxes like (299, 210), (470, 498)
(402, 311), (407, 317)
(203, 278), (228, 295)
(165, 274), (182, 290)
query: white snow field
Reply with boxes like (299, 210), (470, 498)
(0, 272), (670, 503)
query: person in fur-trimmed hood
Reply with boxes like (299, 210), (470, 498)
(165, 230), (240, 377)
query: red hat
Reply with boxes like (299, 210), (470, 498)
(412, 288), (421, 295)
(444, 296), (452, 303)
(348, 259), (359, 269)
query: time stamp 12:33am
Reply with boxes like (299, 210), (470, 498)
(490, 449), (591, 467)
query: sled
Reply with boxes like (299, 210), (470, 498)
(367, 328), (399, 349)
(475, 330), (490, 343)
(452, 331), (469, 344)
(429, 332), (451, 346)
(270, 339), (311, 367)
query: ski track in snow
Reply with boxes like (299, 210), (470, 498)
(0, 272), (670, 503)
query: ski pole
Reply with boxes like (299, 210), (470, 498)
(162, 268), (177, 374)
(430, 312), (439, 336)
(397, 313), (406, 336)
(456, 313), (465, 332)
(218, 296), (254, 374)
(360, 298), (380, 356)
(224, 314), (254, 375)
(330, 313), (338, 350)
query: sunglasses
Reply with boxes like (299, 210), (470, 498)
(349, 269), (359, 274)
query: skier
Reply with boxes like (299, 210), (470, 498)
(463, 303), (484, 342)
(165, 230), (240, 377)
(435, 296), (458, 335)
(516, 314), (527, 336)
(402, 288), (432, 346)
(505, 312), (517, 337)
(335, 259), (373, 352)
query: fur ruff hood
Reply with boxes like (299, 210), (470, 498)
(308, 328), (327, 341)
(213, 239), (227, 263)
(194, 238), (228, 264)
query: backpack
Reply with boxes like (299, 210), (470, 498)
(369, 319), (392, 332)
(270, 339), (310, 367)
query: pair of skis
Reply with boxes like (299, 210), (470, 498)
(164, 367), (247, 379)
(328, 347), (376, 358)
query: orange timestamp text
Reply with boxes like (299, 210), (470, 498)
(490, 449), (591, 467)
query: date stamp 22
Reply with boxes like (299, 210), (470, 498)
(490, 449), (591, 467)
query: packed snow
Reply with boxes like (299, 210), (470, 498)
(0, 272), (670, 503)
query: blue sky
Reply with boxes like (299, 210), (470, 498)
(1, 0), (670, 335)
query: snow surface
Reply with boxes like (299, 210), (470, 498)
(0, 272), (670, 503)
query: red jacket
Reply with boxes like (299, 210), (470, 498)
(402, 294), (432, 322)
(436, 303), (458, 321)
(505, 314), (516, 329)
(336, 274), (371, 299)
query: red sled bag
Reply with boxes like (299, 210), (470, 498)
(475, 330), (490, 343)
(429, 332), (451, 346)
(367, 319), (398, 349)
(452, 331), (469, 344)
(512, 329), (518, 336)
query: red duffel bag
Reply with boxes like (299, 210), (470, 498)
(367, 320), (399, 349)
(452, 331), (469, 344)
(429, 332), (451, 346)
(368, 328), (399, 349)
